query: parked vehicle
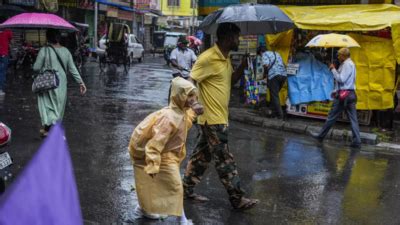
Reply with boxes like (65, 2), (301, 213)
(152, 31), (166, 54)
(0, 122), (12, 194)
(14, 42), (39, 78)
(98, 33), (144, 63)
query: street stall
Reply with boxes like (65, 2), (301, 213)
(265, 4), (400, 125)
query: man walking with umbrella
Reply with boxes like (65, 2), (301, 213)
(313, 48), (361, 148)
(183, 23), (259, 210)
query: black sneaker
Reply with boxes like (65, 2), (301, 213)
(349, 143), (361, 149)
(310, 132), (324, 143)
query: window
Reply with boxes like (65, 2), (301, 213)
(190, 0), (196, 8)
(130, 36), (137, 43)
(167, 0), (180, 7)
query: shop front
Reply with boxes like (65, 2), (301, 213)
(258, 4), (400, 125)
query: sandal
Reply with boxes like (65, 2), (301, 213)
(233, 197), (259, 211)
(184, 193), (209, 203)
(39, 129), (48, 138)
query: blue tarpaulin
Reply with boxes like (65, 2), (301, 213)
(288, 53), (334, 105)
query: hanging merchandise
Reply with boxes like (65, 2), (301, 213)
(40, 0), (59, 13)
(244, 56), (259, 105)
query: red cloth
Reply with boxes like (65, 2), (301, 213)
(0, 29), (13, 56)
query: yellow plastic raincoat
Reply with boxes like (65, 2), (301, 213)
(128, 77), (197, 216)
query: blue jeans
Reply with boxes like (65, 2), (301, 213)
(0, 56), (9, 91)
(318, 91), (361, 145)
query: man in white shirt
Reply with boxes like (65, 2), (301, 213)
(170, 38), (197, 79)
(313, 48), (361, 148)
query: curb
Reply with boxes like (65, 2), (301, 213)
(229, 108), (378, 145)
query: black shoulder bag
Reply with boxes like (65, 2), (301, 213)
(32, 46), (66, 93)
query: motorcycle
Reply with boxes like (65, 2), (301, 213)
(164, 45), (175, 66)
(74, 41), (90, 72)
(0, 122), (12, 194)
(14, 43), (39, 78)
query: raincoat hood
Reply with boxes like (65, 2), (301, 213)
(169, 77), (197, 111)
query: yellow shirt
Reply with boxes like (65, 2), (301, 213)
(190, 44), (233, 125)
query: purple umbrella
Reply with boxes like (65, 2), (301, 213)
(0, 13), (77, 31)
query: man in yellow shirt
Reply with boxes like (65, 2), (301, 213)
(183, 23), (259, 210)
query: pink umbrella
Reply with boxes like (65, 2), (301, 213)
(0, 13), (77, 31)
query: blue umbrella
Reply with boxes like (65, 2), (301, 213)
(199, 4), (294, 35)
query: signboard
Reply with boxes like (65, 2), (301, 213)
(7, 0), (36, 6)
(286, 100), (372, 125)
(136, 0), (151, 10)
(118, 9), (133, 21)
(107, 6), (118, 18)
(286, 63), (300, 75)
(144, 14), (154, 25)
(237, 35), (257, 54)
(150, 0), (160, 10)
(59, 0), (77, 7)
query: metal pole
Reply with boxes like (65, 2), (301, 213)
(131, 0), (136, 35)
(192, 0), (195, 35)
(94, 2), (98, 49)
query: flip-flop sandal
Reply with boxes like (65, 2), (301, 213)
(39, 129), (48, 138)
(184, 193), (209, 203)
(234, 198), (259, 211)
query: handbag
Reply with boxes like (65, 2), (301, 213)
(331, 67), (353, 101)
(32, 46), (66, 93)
(338, 90), (351, 101)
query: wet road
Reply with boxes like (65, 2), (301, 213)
(1, 57), (400, 225)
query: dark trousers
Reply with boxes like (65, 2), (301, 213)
(183, 124), (245, 207)
(268, 75), (287, 118)
(318, 91), (361, 145)
(0, 56), (9, 90)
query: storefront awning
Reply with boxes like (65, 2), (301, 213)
(95, 0), (144, 13)
(280, 4), (400, 31)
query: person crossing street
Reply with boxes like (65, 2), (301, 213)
(183, 23), (259, 210)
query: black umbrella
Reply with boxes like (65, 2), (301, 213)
(199, 4), (294, 35)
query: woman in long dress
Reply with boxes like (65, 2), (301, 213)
(33, 29), (87, 137)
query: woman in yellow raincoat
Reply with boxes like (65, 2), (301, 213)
(128, 77), (202, 222)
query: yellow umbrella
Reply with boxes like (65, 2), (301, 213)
(305, 33), (360, 48)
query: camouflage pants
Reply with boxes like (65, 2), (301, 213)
(183, 124), (245, 207)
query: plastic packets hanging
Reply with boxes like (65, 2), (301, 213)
(244, 56), (259, 105)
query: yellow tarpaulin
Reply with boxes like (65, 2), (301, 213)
(265, 30), (293, 105)
(349, 34), (396, 110)
(280, 4), (400, 32)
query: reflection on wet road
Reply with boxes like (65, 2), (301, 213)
(1, 58), (400, 225)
